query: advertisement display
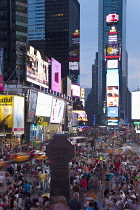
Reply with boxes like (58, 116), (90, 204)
(108, 34), (117, 44)
(107, 86), (119, 107)
(107, 60), (118, 69)
(81, 88), (85, 99)
(51, 58), (61, 93)
(106, 69), (119, 86)
(108, 120), (118, 126)
(50, 98), (64, 123)
(13, 96), (25, 134)
(69, 62), (79, 70)
(107, 107), (118, 117)
(27, 90), (38, 122)
(0, 95), (13, 133)
(0, 76), (4, 91)
(71, 84), (80, 97)
(73, 110), (87, 121)
(36, 92), (53, 117)
(132, 91), (140, 120)
(67, 76), (72, 97)
(26, 46), (49, 88)
(106, 44), (120, 58)
(106, 14), (119, 24)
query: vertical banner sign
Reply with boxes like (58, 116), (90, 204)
(27, 90), (38, 122)
(13, 96), (25, 134)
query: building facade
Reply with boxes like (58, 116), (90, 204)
(98, 0), (128, 125)
(0, 0), (28, 81)
(28, 0), (46, 55)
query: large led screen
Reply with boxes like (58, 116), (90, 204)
(108, 120), (118, 126)
(50, 98), (64, 123)
(107, 86), (119, 107)
(106, 69), (119, 86)
(27, 90), (38, 122)
(107, 60), (118, 69)
(69, 62), (79, 70)
(36, 92), (53, 117)
(26, 46), (49, 88)
(51, 58), (61, 93)
(13, 96), (25, 134)
(71, 84), (80, 97)
(73, 110), (87, 121)
(106, 14), (119, 24)
(132, 91), (140, 119)
(106, 44), (120, 58)
(108, 34), (117, 44)
(107, 107), (118, 118)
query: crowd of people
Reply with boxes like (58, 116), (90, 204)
(0, 141), (139, 210)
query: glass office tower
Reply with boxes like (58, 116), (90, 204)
(98, 0), (128, 125)
(28, 0), (46, 55)
(46, 0), (80, 89)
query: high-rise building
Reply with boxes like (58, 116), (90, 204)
(98, 0), (128, 125)
(0, 0), (28, 81)
(28, 0), (46, 55)
(46, 0), (80, 88)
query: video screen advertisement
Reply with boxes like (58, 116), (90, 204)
(73, 110), (87, 121)
(26, 46), (49, 88)
(0, 95), (25, 134)
(51, 58), (61, 93)
(71, 84), (81, 98)
(132, 91), (140, 120)
(108, 119), (118, 126)
(36, 92), (53, 117)
(13, 96), (25, 134)
(106, 69), (119, 118)
(50, 98), (65, 123)
(27, 90), (38, 122)
(106, 44), (120, 59)
(106, 14), (119, 25)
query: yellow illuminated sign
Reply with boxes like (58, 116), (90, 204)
(0, 95), (13, 131)
(37, 116), (48, 126)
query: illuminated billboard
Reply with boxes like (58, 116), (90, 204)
(50, 98), (65, 123)
(108, 120), (118, 126)
(26, 46), (49, 88)
(107, 60), (118, 69)
(107, 86), (119, 107)
(0, 95), (25, 134)
(106, 44), (120, 58)
(107, 107), (118, 117)
(106, 69), (119, 86)
(81, 88), (85, 99)
(27, 90), (38, 122)
(69, 62), (79, 70)
(73, 110), (87, 121)
(108, 34), (117, 44)
(36, 92), (53, 117)
(71, 84), (80, 97)
(13, 96), (25, 134)
(106, 14), (119, 24)
(132, 91), (140, 120)
(51, 58), (61, 93)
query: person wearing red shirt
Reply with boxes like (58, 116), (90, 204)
(80, 176), (87, 193)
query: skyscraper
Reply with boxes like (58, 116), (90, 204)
(28, 0), (46, 55)
(0, 0), (28, 81)
(98, 0), (128, 125)
(46, 0), (80, 93)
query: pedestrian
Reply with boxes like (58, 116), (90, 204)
(68, 192), (82, 210)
